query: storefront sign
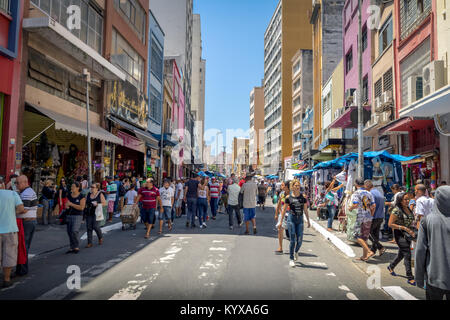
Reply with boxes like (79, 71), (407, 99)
(116, 130), (145, 153)
(107, 81), (148, 129)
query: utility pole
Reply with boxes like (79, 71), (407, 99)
(357, 0), (364, 179)
(83, 69), (93, 185)
(223, 146), (226, 174)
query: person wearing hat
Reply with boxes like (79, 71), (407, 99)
(415, 186), (450, 300)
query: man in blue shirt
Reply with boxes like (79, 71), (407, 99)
(0, 184), (25, 288)
(365, 180), (386, 256)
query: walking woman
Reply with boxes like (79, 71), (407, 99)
(41, 180), (56, 225)
(387, 192), (417, 286)
(58, 178), (69, 215)
(274, 181), (290, 254)
(84, 183), (106, 248)
(282, 180), (311, 267)
(65, 182), (86, 254)
(324, 177), (343, 232)
(197, 178), (210, 229)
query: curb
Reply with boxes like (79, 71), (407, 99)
(305, 216), (356, 258)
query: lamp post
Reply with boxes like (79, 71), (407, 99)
(83, 68), (93, 185)
(357, 0), (364, 179)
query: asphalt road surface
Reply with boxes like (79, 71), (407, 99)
(0, 201), (391, 300)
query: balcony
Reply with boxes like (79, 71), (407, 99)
(329, 105), (371, 129)
(23, 16), (125, 81)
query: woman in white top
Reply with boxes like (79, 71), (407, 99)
(197, 178), (210, 229)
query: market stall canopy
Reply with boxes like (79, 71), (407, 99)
(27, 104), (123, 145)
(294, 170), (314, 177)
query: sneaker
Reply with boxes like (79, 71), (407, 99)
(200, 225), (204, 229)
(253, 227), (257, 234)
(202, 222), (207, 228)
(289, 260), (295, 268)
(239, 221), (243, 227)
(229, 226), (234, 230)
(244, 230), (250, 235)
(294, 252), (298, 261)
(212, 217), (216, 220)
(206, 216), (210, 221)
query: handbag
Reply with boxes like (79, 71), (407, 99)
(95, 204), (104, 221)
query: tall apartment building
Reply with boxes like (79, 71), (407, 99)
(249, 85), (264, 172)
(291, 49), (313, 162)
(263, 0), (312, 175)
(310, 0), (345, 162)
(232, 137), (249, 176)
(191, 14), (206, 166)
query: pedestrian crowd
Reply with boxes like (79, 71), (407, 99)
(1, 171), (449, 300)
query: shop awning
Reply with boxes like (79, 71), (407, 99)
(399, 84), (450, 118)
(329, 106), (371, 129)
(28, 104), (123, 145)
(108, 116), (159, 149)
(379, 117), (435, 135)
(319, 138), (344, 151)
(23, 16), (125, 81)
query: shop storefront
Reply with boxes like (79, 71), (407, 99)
(21, 104), (122, 193)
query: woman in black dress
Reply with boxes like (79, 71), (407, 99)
(65, 182), (86, 254)
(84, 183), (106, 248)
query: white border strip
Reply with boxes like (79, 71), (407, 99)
(382, 286), (418, 300)
(80, 218), (141, 240)
(305, 216), (356, 258)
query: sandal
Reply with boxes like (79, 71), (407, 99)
(365, 252), (376, 261)
(144, 234), (150, 239)
(378, 247), (386, 256)
(407, 279), (416, 286)
(275, 250), (283, 254)
(158, 231), (162, 235)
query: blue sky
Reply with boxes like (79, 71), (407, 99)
(194, 0), (278, 155)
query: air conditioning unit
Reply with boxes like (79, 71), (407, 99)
(380, 111), (390, 124)
(374, 97), (382, 112)
(382, 90), (393, 105)
(422, 60), (445, 97)
(408, 76), (423, 106)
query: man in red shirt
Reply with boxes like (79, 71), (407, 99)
(238, 176), (246, 188)
(134, 178), (163, 239)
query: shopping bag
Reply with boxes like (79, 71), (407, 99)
(95, 204), (104, 221)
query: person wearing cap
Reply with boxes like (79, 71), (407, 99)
(415, 186), (450, 300)
(349, 178), (376, 261)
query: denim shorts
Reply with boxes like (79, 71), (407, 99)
(141, 208), (156, 224)
(160, 206), (171, 221)
(243, 208), (256, 221)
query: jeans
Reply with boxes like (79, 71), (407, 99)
(288, 214), (304, 260)
(171, 206), (175, 222)
(15, 220), (36, 275)
(210, 198), (219, 217)
(426, 283), (450, 300)
(160, 206), (172, 221)
(197, 198), (208, 225)
(369, 218), (384, 253)
(66, 215), (82, 250)
(389, 233), (414, 280)
(86, 215), (103, 244)
(327, 205), (336, 229)
(42, 199), (54, 225)
(186, 198), (197, 225)
(227, 205), (242, 227)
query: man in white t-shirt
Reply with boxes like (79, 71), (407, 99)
(159, 180), (174, 233)
(124, 185), (138, 205)
(175, 179), (184, 218)
(415, 184), (434, 230)
(15, 175), (38, 277)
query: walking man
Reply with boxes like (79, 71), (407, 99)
(414, 184), (434, 230)
(349, 178), (376, 261)
(135, 179), (163, 239)
(158, 179), (174, 234)
(0, 183), (25, 288)
(175, 179), (184, 218)
(365, 180), (386, 256)
(209, 177), (221, 220)
(240, 176), (258, 235)
(227, 177), (242, 230)
(415, 186), (450, 300)
(257, 180), (268, 210)
(184, 175), (200, 228)
(15, 175), (38, 277)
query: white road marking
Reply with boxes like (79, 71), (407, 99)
(109, 273), (158, 300)
(164, 247), (182, 254)
(209, 247), (227, 251)
(305, 216), (356, 258)
(346, 292), (359, 300)
(382, 286), (418, 300)
(326, 272), (336, 277)
(135, 274), (142, 277)
(80, 222), (124, 240)
(338, 285), (351, 292)
(311, 262), (327, 267)
(212, 240), (224, 243)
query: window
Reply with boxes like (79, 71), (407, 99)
(379, 16), (393, 55)
(362, 26), (368, 52)
(113, 0), (146, 43)
(293, 79), (301, 92)
(30, 0), (103, 54)
(383, 68), (393, 93)
(362, 76), (369, 103)
(0, 0), (10, 15)
(374, 78), (383, 98)
(149, 85), (162, 122)
(111, 29), (145, 91)
(346, 49), (353, 74)
(417, 0), (424, 13)
(150, 35), (163, 81)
